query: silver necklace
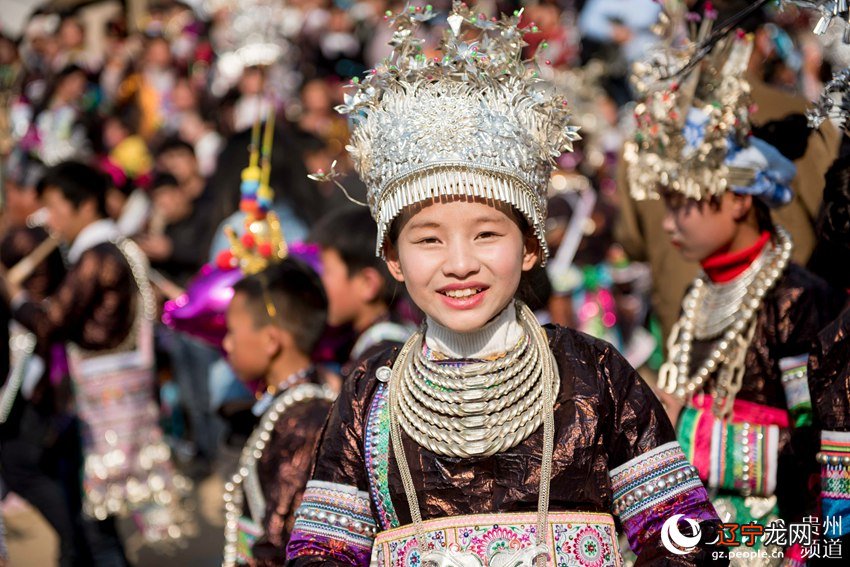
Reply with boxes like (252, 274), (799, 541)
(693, 246), (768, 340)
(395, 306), (559, 459)
(658, 227), (792, 417)
(389, 301), (556, 567)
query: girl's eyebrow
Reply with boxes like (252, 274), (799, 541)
(407, 220), (441, 230)
(472, 215), (509, 224)
(407, 215), (507, 230)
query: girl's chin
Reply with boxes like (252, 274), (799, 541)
(428, 306), (503, 333)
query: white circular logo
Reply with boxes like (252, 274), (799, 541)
(661, 514), (702, 555)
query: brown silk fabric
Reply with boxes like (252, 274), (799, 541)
(14, 242), (137, 350)
(810, 305), (850, 432)
(249, 369), (334, 566)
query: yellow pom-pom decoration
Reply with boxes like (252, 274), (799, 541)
(242, 166), (262, 182)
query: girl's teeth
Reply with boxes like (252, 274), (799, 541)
(445, 288), (480, 298)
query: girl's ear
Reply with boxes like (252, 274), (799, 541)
(384, 240), (406, 283)
(729, 193), (754, 223)
(521, 233), (541, 271)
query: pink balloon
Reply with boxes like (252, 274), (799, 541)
(161, 243), (323, 348)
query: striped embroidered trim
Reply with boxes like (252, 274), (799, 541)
(779, 355), (811, 426)
(291, 480), (378, 548)
(610, 442), (702, 520)
(818, 430), (850, 500)
(819, 431), (850, 538)
(707, 420), (779, 497)
(365, 384), (399, 529)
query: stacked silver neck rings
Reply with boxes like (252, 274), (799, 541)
(395, 304), (559, 459)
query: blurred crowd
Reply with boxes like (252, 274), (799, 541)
(0, 0), (848, 564)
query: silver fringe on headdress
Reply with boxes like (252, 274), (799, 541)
(809, 67), (850, 132)
(334, 2), (580, 263)
(783, 1), (850, 38)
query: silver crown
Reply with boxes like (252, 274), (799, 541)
(336, 2), (580, 263)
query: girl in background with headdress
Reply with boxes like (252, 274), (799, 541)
(626, 11), (845, 563)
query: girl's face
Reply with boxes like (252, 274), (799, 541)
(662, 191), (748, 263)
(385, 197), (539, 333)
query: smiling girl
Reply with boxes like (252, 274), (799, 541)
(286, 5), (721, 566)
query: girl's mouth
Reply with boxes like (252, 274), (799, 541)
(439, 287), (484, 298)
(437, 285), (489, 309)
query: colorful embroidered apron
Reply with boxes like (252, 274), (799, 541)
(370, 512), (622, 567)
(67, 240), (189, 543)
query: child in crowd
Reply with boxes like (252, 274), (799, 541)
(309, 207), (412, 368)
(221, 259), (336, 566)
(627, 29), (845, 563)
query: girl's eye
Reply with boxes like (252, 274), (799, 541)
(477, 232), (500, 239)
(416, 237), (440, 245)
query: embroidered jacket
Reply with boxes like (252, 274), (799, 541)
(286, 325), (723, 566)
(12, 241), (137, 350)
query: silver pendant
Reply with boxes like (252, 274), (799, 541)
(422, 544), (549, 567)
(658, 361), (678, 394)
(423, 549), (483, 567)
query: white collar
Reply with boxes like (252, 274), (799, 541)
(67, 219), (121, 263)
(424, 300), (524, 359)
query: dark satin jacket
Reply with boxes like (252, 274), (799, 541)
(688, 263), (845, 522)
(287, 325), (724, 566)
(810, 305), (850, 432)
(13, 242), (136, 351)
(248, 369), (335, 566)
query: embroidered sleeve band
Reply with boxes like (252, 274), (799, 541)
(818, 430), (850, 538)
(779, 354), (812, 427)
(286, 480), (377, 566)
(610, 441), (716, 554)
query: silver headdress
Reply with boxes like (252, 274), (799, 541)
(328, 2), (580, 263)
(205, 0), (296, 95)
(626, 1), (796, 208)
(783, 1), (850, 38)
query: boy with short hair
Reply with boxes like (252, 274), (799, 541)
(309, 207), (412, 367)
(1, 160), (187, 557)
(221, 259), (336, 566)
